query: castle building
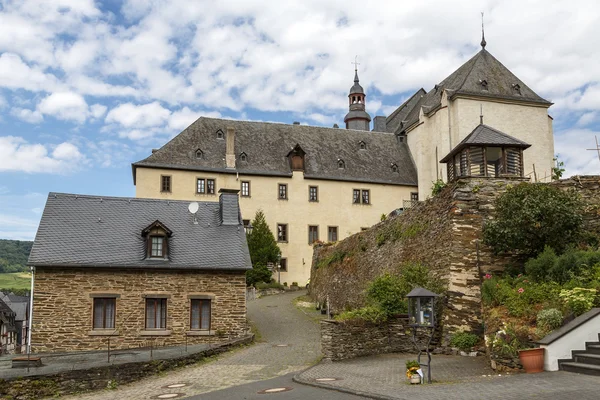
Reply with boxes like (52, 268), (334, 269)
(132, 36), (554, 284)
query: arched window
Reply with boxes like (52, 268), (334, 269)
(337, 159), (345, 169)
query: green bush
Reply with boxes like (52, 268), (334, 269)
(366, 273), (407, 315)
(431, 179), (446, 196)
(526, 248), (600, 284)
(335, 306), (386, 324)
(255, 281), (285, 290)
(536, 308), (563, 331)
(405, 360), (420, 369)
(246, 264), (273, 287)
(483, 183), (584, 258)
(450, 332), (479, 351)
(559, 288), (597, 316)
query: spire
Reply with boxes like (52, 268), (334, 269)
(344, 56), (371, 131)
(481, 12), (487, 49)
(352, 55), (360, 83)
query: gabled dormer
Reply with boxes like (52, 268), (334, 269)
(287, 144), (306, 171)
(142, 220), (172, 259)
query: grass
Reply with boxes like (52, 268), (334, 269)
(0, 272), (31, 291)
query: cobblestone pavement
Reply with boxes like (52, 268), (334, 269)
(61, 290), (321, 400)
(295, 353), (600, 400)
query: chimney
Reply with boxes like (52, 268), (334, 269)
(226, 126), (236, 169)
(372, 116), (387, 132)
(293, 121), (300, 125)
(218, 189), (241, 226)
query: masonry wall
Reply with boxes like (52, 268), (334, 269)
(32, 267), (247, 353)
(552, 175), (600, 237)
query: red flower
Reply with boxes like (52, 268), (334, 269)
(518, 287), (524, 293)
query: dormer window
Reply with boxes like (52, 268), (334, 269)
(142, 220), (172, 259)
(512, 83), (521, 95)
(337, 159), (345, 169)
(359, 141), (366, 150)
(288, 144), (306, 171)
(195, 149), (203, 159)
(391, 163), (399, 173)
(479, 79), (488, 91)
(216, 129), (224, 139)
(239, 152), (247, 162)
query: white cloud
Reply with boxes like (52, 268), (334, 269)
(10, 107), (44, 124)
(0, 136), (86, 173)
(0, 53), (61, 92)
(106, 102), (171, 128)
(577, 112), (598, 127)
(554, 128), (600, 177)
(37, 92), (90, 123)
(90, 104), (108, 119)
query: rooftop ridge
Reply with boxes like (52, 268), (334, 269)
(46, 192), (221, 206)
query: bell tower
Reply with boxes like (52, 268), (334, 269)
(344, 58), (371, 131)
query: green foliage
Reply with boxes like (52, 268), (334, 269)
(255, 280), (285, 290)
(536, 308), (563, 332)
(552, 155), (565, 181)
(246, 210), (281, 286)
(431, 179), (446, 196)
(490, 322), (530, 357)
(291, 282), (298, 286)
(559, 288), (597, 316)
(317, 249), (347, 269)
(335, 306), (386, 324)
(0, 239), (33, 273)
(405, 360), (420, 369)
(377, 221), (427, 247)
(380, 213), (387, 222)
(482, 183), (584, 258)
(376, 233), (386, 247)
(450, 332), (479, 351)
(525, 248), (600, 284)
(0, 272), (31, 292)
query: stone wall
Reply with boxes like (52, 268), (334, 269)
(32, 267), (247, 353)
(320, 317), (434, 361)
(552, 175), (600, 236)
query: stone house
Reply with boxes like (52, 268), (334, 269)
(27, 189), (251, 353)
(0, 291), (29, 353)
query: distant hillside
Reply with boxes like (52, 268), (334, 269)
(0, 239), (33, 273)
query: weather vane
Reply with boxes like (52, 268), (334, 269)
(587, 135), (600, 162)
(351, 55), (360, 71)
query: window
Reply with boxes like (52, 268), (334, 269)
(161, 175), (171, 193)
(278, 184), (288, 200)
(93, 298), (115, 329)
(362, 189), (370, 204)
(197, 178), (205, 194)
(216, 129), (224, 139)
(190, 299), (211, 330)
(279, 258), (288, 272)
(359, 141), (366, 150)
(309, 186), (318, 202)
(240, 152), (247, 162)
(207, 179), (215, 194)
(277, 224), (288, 242)
(391, 163), (398, 173)
(480, 79), (488, 91)
(353, 189), (370, 205)
(150, 236), (165, 258)
(145, 298), (167, 330)
(337, 159), (345, 169)
(411, 192), (419, 202)
(308, 225), (319, 244)
(195, 149), (203, 159)
(241, 181), (250, 197)
(398, 134), (406, 143)
(328, 226), (338, 242)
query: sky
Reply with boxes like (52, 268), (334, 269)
(1, 0), (600, 241)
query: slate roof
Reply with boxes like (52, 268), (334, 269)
(0, 298), (16, 331)
(385, 89), (426, 134)
(0, 293), (28, 322)
(349, 70), (365, 94)
(133, 117), (418, 187)
(28, 193), (252, 271)
(401, 49), (552, 132)
(440, 124), (531, 162)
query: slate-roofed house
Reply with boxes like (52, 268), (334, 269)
(28, 190), (251, 353)
(0, 292), (29, 353)
(0, 297), (17, 354)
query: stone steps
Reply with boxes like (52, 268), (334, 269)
(559, 335), (600, 375)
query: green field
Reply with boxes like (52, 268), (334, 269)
(0, 272), (31, 291)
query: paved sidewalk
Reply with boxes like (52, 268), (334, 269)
(57, 290), (322, 400)
(295, 353), (600, 400)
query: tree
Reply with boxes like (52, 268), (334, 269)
(483, 183), (584, 258)
(246, 210), (281, 287)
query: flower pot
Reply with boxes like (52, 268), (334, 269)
(519, 348), (544, 373)
(409, 375), (421, 384)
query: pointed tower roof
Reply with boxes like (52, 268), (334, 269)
(349, 69), (365, 95)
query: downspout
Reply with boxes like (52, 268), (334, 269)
(446, 95), (452, 182)
(27, 266), (34, 354)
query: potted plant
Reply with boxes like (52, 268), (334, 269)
(518, 347), (544, 373)
(406, 360), (421, 384)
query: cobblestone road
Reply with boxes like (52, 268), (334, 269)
(62, 291), (321, 400)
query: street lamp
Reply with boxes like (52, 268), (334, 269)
(406, 287), (440, 384)
(276, 254), (281, 284)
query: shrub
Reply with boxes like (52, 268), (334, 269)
(483, 183), (584, 258)
(559, 288), (597, 316)
(366, 273), (407, 315)
(405, 360), (420, 369)
(246, 264), (273, 288)
(335, 306), (386, 324)
(536, 308), (563, 331)
(526, 248), (600, 284)
(525, 246), (558, 282)
(450, 332), (479, 351)
(431, 179), (446, 196)
(255, 281), (285, 290)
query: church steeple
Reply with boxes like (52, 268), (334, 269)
(344, 57), (371, 131)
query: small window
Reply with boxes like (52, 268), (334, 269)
(197, 178), (205, 194)
(359, 141), (366, 150)
(391, 163), (398, 173)
(309, 186), (318, 202)
(353, 189), (361, 204)
(308, 225), (319, 244)
(207, 179), (215, 194)
(190, 299), (211, 330)
(145, 298), (167, 330)
(240, 152), (247, 162)
(328, 226), (338, 242)
(195, 149), (203, 159)
(277, 224), (288, 242)
(278, 184), (288, 200)
(362, 189), (370, 205)
(337, 159), (345, 169)
(93, 298), (115, 329)
(291, 155), (304, 170)
(398, 134), (405, 143)
(150, 236), (165, 258)
(279, 258), (288, 272)
(216, 129), (224, 139)
(161, 175), (171, 193)
(241, 181), (250, 197)
(411, 192), (419, 202)
(512, 83), (521, 95)
(243, 219), (251, 234)
(480, 79), (488, 91)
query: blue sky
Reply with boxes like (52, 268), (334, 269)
(1, 0), (599, 240)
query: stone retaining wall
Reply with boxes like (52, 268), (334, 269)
(320, 317), (434, 361)
(552, 175), (600, 236)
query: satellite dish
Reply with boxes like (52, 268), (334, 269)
(188, 202), (199, 214)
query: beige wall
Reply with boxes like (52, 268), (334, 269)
(136, 167), (418, 284)
(32, 267), (247, 353)
(409, 94), (554, 199)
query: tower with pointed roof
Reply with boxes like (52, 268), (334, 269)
(344, 67), (371, 131)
